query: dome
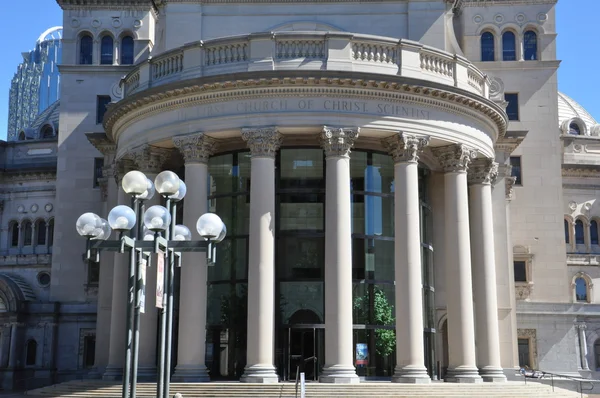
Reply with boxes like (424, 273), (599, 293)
(558, 92), (597, 135)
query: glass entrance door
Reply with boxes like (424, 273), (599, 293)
(279, 326), (324, 381)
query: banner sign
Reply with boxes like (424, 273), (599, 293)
(139, 259), (147, 314)
(156, 251), (165, 308)
(356, 343), (368, 366)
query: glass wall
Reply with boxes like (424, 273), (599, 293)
(205, 151), (251, 380)
(275, 149), (326, 380)
(350, 151), (396, 378)
(203, 148), (434, 381)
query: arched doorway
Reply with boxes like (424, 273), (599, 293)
(280, 309), (324, 382)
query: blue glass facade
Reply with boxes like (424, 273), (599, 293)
(7, 27), (62, 140)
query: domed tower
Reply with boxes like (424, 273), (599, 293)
(7, 26), (62, 141)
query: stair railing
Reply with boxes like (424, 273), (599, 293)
(520, 368), (597, 398)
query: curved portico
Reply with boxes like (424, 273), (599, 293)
(102, 31), (507, 384)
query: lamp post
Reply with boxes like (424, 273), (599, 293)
(76, 169), (226, 398)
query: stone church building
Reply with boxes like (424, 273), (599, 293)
(0, 0), (599, 390)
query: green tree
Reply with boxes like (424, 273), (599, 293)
(353, 287), (396, 357)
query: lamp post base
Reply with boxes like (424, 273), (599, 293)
(172, 365), (210, 382)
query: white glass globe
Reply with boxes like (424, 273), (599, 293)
(137, 178), (155, 200)
(143, 205), (171, 231)
(170, 180), (187, 202)
(108, 205), (137, 231)
(173, 225), (192, 241)
(76, 212), (101, 237)
(142, 227), (155, 241)
(122, 170), (148, 196)
(215, 222), (227, 243)
(154, 171), (180, 196)
(91, 218), (112, 241)
(196, 213), (224, 239)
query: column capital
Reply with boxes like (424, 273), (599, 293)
(320, 126), (359, 158)
(382, 133), (429, 164)
(432, 144), (477, 173)
(173, 133), (218, 165)
(505, 176), (516, 201)
(131, 145), (172, 174)
(241, 127), (282, 158)
(113, 157), (135, 185)
(468, 158), (498, 185)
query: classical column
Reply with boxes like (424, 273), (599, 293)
(468, 159), (506, 382)
(577, 323), (590, 370)
(431, 144), (481, 383)
(383, 133), (431, 384)
(172, 133), (217, 382)
(131, 145), (172, 380)
(240, 127), (282, 383)
(104, 158), (135, 380)
(320, 126), (360, 384)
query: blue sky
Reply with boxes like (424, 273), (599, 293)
(0, 0), (598, 141)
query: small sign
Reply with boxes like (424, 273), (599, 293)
(139, 259), (147, 314)
(356, 343), (368, 366)
(156, 251), (165, 308)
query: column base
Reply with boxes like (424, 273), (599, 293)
(319, 365), (360, 384)
(392, 365), (431, 383)
(445, 366), (482, 383)
(172, 364), (210, 382)
(102, 365), (123, 381)
(137, 365), (157, 381)
(240, 364), (279, 383)
(479, 366), (507, 382)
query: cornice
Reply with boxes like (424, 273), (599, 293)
(104, 71), (507, 144)
(86, 133), (116, 156)
(0, 171), (56, 183)
(462, 0), (557, 6)
(58, 65), (134, 74)
(562, 164), (600, 179)
(56, 0), (157, 11)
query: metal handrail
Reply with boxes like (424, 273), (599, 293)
(295, 357), (318, 398)
(521, 368), (597, 398)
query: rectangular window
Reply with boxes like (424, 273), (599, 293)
(88, 259), (100, 285)
(514, 260), (527, 282)
(96, 96), (111, 124)
(83, 335), (96, 368)
(93, 158), (104, 188)
(505, 93), (519, 121)
(518, 338), (531, 367)
(510, 156), (522, 185)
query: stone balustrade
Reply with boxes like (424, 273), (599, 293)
(122, 32), (490, 99)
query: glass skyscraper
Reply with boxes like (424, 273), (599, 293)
(7, 26), (62, 141)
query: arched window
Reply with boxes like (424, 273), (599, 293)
(481, 32), (495, 62)
(36, 220), (46, 246)
(18, 131), (25, 141)
(569, 122), (581, 135)
(100, 35), (114, 65)
(575, 220), (585, 244)
(565, 219), (571, 244)
(25, 340), (37, 366)
(575, 277), (588, 302)
(121, 36), (134, 65)
(592, 220), (599, 245)
(10, 222), (19, 247)
(48, 219), (54, 247)
(524, 30), (538, 61)
(502, 31), (517, 61)
(79, 35), (93, 65)
(23, 221), (33, 246)
(41, 125), (53, 139)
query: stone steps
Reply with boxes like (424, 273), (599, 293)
(26, 380), (585, 397)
